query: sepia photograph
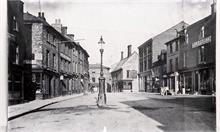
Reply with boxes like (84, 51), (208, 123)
(0, 0), (218, 131)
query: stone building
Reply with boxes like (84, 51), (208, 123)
(111, 45), (139, 92)
(8, 0), (32, 104)
(165, 2), (216, 95)
(24, 13), (66, 99)
(24, 13), (90, 99)
(138, 21), (188, 92)
(89, 64), (112, 92)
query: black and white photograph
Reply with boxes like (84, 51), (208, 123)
(0, 0), (219, 131)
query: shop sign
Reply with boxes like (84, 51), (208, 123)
(192, 36), (211, 48)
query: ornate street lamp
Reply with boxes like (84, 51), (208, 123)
(97, 36), (106, 107)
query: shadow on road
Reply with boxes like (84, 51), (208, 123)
(121, 96), (216, 132)
(30, 104), (130, 116)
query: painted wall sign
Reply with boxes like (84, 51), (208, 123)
(192, 36), (211, 48)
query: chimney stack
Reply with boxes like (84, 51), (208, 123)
(211, 1), (216, 14)
(61, 26), (67, 36)
(127, 45), (132, 57)
(121, 51), (124, 60)
(38, 12), (41, 17)
(41, 12), (46, 20)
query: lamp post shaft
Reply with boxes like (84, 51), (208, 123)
(97, 36), (106, 107)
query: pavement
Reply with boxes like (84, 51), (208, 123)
(8, 93), (84, 120)
(8, 92), (216, 132)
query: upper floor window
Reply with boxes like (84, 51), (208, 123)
(175, 41), (178, 51)
(183, 52), (186, 67)
(127, 70), (130, 78)
(169, 59), (173, 72)
(175, 57), (178, 71)
(92, 77), (95, 83)
(185, 34), (189, 44)
(201, 26), (205, 38)
(46, 50), (50, 67)
(170, 44), (173, 53)
(52, 54), (55, 68)
(199, 46), (205, 63)
(15, 46), (19, 64)
(12, 16), (18, 31)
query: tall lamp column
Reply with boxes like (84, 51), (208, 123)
(97, 36), (106, 106)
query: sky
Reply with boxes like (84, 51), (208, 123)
(22, 0), (213, 67)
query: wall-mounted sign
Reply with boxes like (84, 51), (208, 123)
(192, 36), (211, 48)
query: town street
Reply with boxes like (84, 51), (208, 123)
(8, 93), (215, 132)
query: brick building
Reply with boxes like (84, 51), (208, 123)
(8, 0), (32, 104)
(179, 4), (216, 95)
(138, 21), (188, 92)
(89, 64), (112, 92)
(111, 45), (139, 92)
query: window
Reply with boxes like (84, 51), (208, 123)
(183, 52), (186, 67)
(147, 55), (151, 69)
(199, 46), (205, 63)
(185, 34), (189, 44)
(144, 59), (147, 71)
(170, 44), (173, 53)
(12, 16), (18, 31)
(46, 50), (49, 67)
(139, 60), (143, 72)
(52, 54), (55, 68)
(148, 44), (152, 54)
(175, 57), (178, 71)
(92, 71), (95, 74)
(92, 77), (95, 83)
(201, 26), (205, 38)
(15, 46), (19, 64)
(31, 53), (35, 60)
(169, 59), (173, 72)
(175, 41), (178, 51)
(127, 70), (130, 78)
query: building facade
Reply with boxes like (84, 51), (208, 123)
(165, 3), (216, 95)
(111, 45), (139, 92)
(151, 50), (167, 93)
(24, 13), (90, 99)
(89, 64), (112, 92)
(8, 0), (32, 104)
(138, 21), (188, 92)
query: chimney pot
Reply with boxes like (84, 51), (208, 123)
(121, 51), (124, 60)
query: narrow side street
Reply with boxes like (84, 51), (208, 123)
(8, 93), (215, 132)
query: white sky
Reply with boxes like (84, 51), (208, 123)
(22, 0), (212, 67)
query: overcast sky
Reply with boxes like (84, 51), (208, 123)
(22, 0), (213, 67)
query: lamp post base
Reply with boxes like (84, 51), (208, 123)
(97, 76), (106, 107)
